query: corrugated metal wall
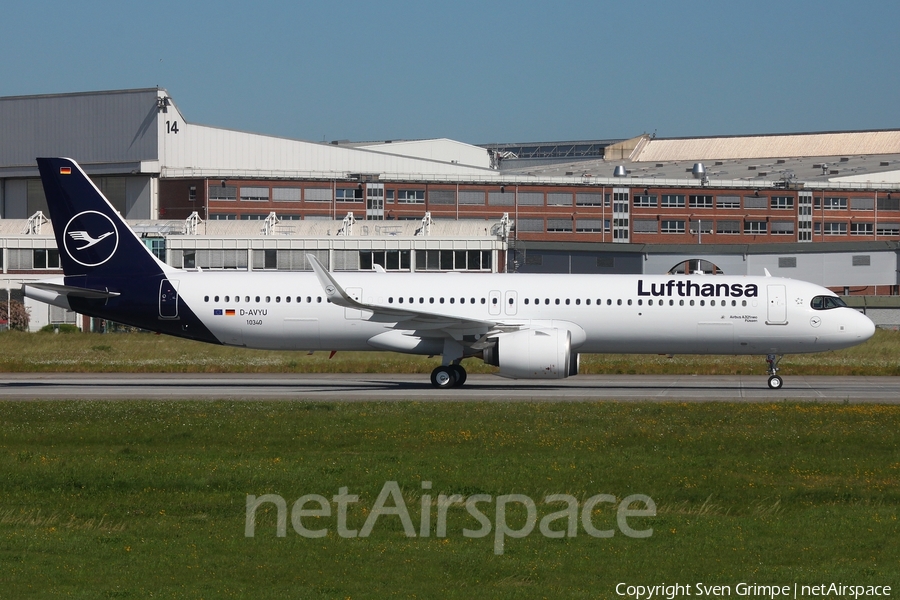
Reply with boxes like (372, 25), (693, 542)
(0, 89), (159, 170)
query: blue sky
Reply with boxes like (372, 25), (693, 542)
(2, 0), (898, 144)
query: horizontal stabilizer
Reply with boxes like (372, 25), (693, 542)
(24, 281), (120, 299)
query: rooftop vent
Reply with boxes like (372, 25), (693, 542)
(692, 163), (706, 179)
(613, 165), (627, 177)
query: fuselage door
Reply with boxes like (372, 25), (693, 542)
(504, 290), (518, 316)
(766, 284), (787, 324)
(159, 279), (179, 319)
(489, 290), (501, 316)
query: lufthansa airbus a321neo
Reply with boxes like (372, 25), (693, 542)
(25, 157), (876, 389)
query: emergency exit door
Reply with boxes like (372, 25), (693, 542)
(766, 284), (787, 324)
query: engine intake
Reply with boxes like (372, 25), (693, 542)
(483, 328), (579, 379)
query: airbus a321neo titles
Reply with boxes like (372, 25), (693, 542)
(25, 158), (876, 389)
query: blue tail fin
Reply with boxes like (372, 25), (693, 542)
(36, 157), (169, 279)
(33, 157), (218, 343)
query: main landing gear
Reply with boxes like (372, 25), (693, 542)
(430, 364), (467, 388)
(766, 353), (784, 389)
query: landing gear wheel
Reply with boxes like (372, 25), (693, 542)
(765, 353), (785, 390)
(431, 366), (456, 389)
(450, 364), (467, 387)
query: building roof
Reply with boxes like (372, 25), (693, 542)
(0, 88), (501, 180)
(501, 132), (900, 189)
(633, 130), (900, 162)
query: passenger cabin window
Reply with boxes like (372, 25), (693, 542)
(811, 296), (847, 310)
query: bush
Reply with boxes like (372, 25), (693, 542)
(38, 324), (81, 334)
(0, 300), (30, 331)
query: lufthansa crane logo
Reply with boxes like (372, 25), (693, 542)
(62, 211), (119, 267)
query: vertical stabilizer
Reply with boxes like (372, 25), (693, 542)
(36, 157), (170, 279)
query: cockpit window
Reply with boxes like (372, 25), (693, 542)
(811, 295), (847, 310)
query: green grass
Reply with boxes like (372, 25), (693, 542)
(2, 327), (900, 375)
(1, 401), (898, 598)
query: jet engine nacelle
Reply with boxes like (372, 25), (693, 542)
(483, 328), (579, 379)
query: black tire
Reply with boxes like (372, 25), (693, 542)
(431, 366), (456, 389)
(451, 364), (467, 387)
(767, 375), (783, 390)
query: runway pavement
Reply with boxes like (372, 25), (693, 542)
(1, 373), (899, 402)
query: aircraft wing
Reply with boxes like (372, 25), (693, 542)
(307, 255), (519, 339)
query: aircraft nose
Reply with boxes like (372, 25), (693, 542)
(853, 310), (876, 342)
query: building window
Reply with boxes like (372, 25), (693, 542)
(876, 223), (900, 236)
(824, 197), (848, 210)
(32, 249), (60, 269)
(661, 194), (685, 208)
(744, 221), (768, 235)
(209, 186), (237, 201)
(458, 191), (485, 205)
(771, 196), (794, 209)
(209, 213), (237, 220)
(360, 250), (411, 271)
(632, 219), (658, 233)
(575, 219), (604, 233)
(547, 219), (573, 232)
(716, 220), (740, 234)
(850, 197), (875, 211)
(633, 194), (657, 208)
(142, 238), (166, 260)
(273, 188), (301, 202)
(576, 193), (602, 206)
(414, 250), (491, 271)
(850, 222), (874, 235)
(515, 218), (544, 232)
(336, 187), (363, 202)
(770, 221), (795, 235)
(427, 190), (455, 206)
(544, 192), (572, 206)
(824, 222), (847, 235)
(398, 190), (425, 204)
(716, 195), (740, 209)
(240, 186), (269, 202)
(877, 197), (900, 211)
(198, 248), (249, 269)
(661, 220), (685, 234)
(689, 220), (712, 234)
(743, 196), (768, 209)
(304, 188), (332, 202)
(689, 195), (713, 208)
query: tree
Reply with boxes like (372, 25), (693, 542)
(1, 300), (30, 331)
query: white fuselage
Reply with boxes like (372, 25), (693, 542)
(173, 271), (875, 356)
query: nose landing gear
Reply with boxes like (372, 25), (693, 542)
(766, 353), (784, 389)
